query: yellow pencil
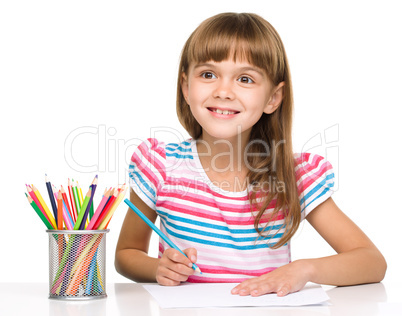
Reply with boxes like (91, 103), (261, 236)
(98, 187), (127, 229)
(77, 181), (84, 206)
(31, 184), (57, 229)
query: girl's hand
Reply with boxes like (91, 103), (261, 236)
(231, 260), (312, 297)
(155, 248), (198, 286)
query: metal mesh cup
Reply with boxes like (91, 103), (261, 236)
(47, 230), (109, 300)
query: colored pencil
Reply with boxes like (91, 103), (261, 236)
(124, 198), (202, 274)
(60, 185), (73, 221)
(31, 184), (57, 229)
(26, 176), (124, 232)
(45, 174), (58, 223)
(86, 188), (109, 230)
(72, 180), (81, 214)
(78, 184), (96, 230)
(68, 178), (77, 222)
(26, 193), (53, 229)
(77, 181), (84, 206)
(65, 234), (103, 295)
(26, 184), (53, 227)
(73, 187), (92, 230)
(62, 199), (74, 230)
(98, 187), (127, 229)
(89, 175), (98, 219)
(57, 191), (63, 230)
(85, 248), (99, 295)
(92, 189), (117, 229)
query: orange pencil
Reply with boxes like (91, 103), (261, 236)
(57, 191), (63, 230)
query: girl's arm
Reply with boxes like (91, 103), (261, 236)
(115, 189), (197, 284)
(303, 197), (387, 285)
(114, 189), (159, 282)
(231, 197), (387, 296)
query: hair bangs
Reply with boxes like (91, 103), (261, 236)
(184, 13), (283, 83)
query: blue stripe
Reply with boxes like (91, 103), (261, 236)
(299, 173), (334, 207)
(166, 145), (192, 153)
(158, 210), (284, 234)
(166, 141), (191, 148)
(129, 167), (156, 206)
(166, 152), (194, 159)
(301, 187), (330, 213)
(163, 219), (284, 243)
(166, 141), (193, 159)
(161, 221), (278, 249)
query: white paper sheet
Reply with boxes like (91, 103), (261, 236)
(142, 282), (330, 308)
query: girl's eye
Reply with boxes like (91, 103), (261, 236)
(201, 72), (216, 79)
(238, 76), (254, 84)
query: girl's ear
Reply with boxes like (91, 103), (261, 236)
(264, 81), (285, 114)
(181, 73), (189, 103)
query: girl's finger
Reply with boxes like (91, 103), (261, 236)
(165, 248), (193, 266)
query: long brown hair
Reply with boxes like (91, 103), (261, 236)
(176, 12), (300, 248)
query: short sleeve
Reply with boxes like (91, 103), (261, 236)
(294, 153), (335, 219)
(128, 138), (166, 210)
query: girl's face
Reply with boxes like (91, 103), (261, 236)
(181, 58), (284, 143)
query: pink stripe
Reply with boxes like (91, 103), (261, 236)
(131, 152), (160, 189)
(196, 265), (277, 276)
(148, 138), (166, 158)
(188, 275), (248, 283)
(189, 243), (289, 258)
(138, 141), (166, 175)
(165, 177), (249, 201)
(297, 160), (332, 194)
(199, 254), (289, 267)
(295, 153), (323, 181)
(158, 241), (289, 266)
(159, 240), (289, 263)
(159, 201), (284, 225)
(159, 191), (248, 212)
(131, 141), (166, 181)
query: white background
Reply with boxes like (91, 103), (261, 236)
(1, 0), (401, 286)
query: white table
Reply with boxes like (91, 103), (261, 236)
(0, 282), (401, 315)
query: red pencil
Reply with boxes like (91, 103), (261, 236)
(92, 189), (118, 229)
(68, 178), (77, 222)
(57, 190), (63, 230)
(60, 185), (73, 222)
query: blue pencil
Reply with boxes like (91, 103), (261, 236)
(124, 199), (202, 274)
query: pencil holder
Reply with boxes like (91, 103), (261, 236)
(47, 230), (109, 300)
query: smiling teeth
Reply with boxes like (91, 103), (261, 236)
(213, 109), (236, 115)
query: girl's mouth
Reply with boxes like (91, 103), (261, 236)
(207, 107), (240, 115)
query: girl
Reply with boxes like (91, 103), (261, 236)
(115, 12), (386, 297)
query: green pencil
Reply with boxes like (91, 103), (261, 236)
(72, 180), (81, 214)
(73, 187), (92, 230)
(26, 193), (54, 229)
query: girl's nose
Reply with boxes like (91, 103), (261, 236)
(212, 79), (235, 100)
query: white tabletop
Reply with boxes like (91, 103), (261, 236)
(0, 281), (401, 316)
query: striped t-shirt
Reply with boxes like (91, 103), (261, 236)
(129, 138), (335, 283)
